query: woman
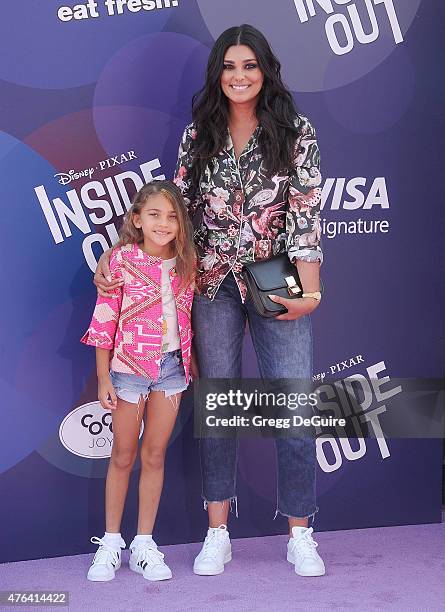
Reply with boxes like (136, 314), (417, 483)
(95, 24), (325, 578)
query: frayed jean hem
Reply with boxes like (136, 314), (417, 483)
(273, 505), (319, 527)
(201, 495), (239, 518)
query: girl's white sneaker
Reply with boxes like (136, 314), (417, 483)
(287, 526), (326, 577)
(129, 537), (172, 581)
(87, 535), (126, 582)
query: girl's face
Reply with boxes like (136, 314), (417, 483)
(220, 45), (264, 107)
(133, 193), (179, 253)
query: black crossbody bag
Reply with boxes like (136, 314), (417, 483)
(242, 253), (306, 318)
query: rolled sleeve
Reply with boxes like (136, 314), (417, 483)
(286, 117), (323, 265)
(80, 249), (123, 350)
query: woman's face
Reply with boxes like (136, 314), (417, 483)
(220, 45), (264, 107)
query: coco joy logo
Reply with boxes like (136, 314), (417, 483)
(59, 401), (144, 459)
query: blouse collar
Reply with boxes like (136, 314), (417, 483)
(226, 124), (261, 160)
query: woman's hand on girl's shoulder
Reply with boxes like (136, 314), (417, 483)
(98, 375), (118, 410)
(94, 247), (124, 297)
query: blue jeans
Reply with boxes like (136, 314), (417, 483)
(192, 272), (318, 520)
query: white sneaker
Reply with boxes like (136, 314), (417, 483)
(129, 537), (172, 581)
(287, 526), (326, 577)
(87, 535), (126, 582)
(193, 525), (232, 576)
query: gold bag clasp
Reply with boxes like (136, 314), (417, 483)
(285, 276), (301, 296)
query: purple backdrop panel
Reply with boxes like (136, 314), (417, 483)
(0, 0), (443, 563)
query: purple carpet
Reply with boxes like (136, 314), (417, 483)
(1, 521), (444, 611)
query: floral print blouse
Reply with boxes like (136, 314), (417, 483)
(174, 115), (323, 301)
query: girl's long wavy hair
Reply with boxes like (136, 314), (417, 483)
(189, 24), (301, 193)
(117, 181), (195, 286)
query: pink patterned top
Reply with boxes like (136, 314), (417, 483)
(81, 243), (194, 383)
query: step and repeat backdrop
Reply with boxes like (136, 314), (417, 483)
(1, 0), (443, 562)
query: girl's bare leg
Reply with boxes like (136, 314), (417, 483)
(105, 398), (145, 533)
(137, 391), (181, 534)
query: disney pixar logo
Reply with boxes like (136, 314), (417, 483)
(293, 0), (403, 55)
(54, 151), (137, 185)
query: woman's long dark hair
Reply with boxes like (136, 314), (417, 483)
(189, 24), (301, 191)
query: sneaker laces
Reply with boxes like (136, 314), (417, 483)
(290, 527), (319, 560)
(132, 541), (166, 569)
(201, 526), (227, 560)
(90, 536), (120, 566)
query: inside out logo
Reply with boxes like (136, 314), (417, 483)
(293, 0), (403, 55)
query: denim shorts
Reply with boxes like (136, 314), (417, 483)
(109, 349), (188, 405)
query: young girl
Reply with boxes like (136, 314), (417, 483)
(81, 180), (195, 582)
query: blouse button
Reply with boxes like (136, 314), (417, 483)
(234, 190), (244, 203)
